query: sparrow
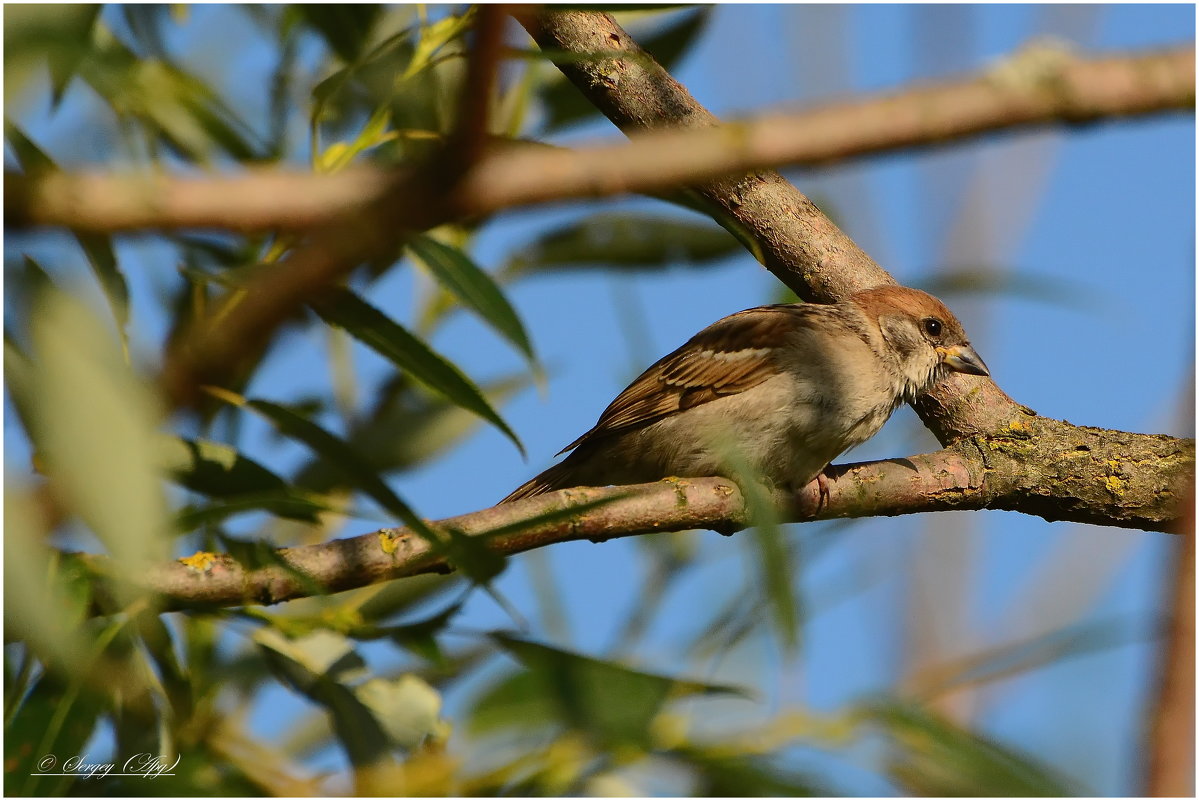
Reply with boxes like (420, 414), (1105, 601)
(501, 285), (988, 503)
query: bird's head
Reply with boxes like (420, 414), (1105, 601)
(852, 285), (989, 401)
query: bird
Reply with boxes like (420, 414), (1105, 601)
(501, 285), (988, 504)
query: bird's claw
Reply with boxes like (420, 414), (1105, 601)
(815, 468), (832, 514)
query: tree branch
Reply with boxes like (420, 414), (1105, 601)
(81, 426), (1191, 612)
(515, 10), (1193, 448)
(1145, 491), (1196, 796)
(6, 47), (1190, 235)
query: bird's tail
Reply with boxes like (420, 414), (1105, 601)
(499, 459), (582, 504)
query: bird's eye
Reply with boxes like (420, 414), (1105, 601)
(922, 318), (943, 338)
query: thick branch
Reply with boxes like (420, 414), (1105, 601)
(83, 427), (1191, 612)
(517, 10), (1194, 447)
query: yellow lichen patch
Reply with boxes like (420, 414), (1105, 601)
(999, 420), (1033, 439)
(1103, 475), (1126, 496)
(179, 551), (217, 573)
(985, 420), (1036, 455)
(664, 476), (691, 506)
(1106, 459), (1120, 470)
(379, 531), (399, 554)
(987, 438), (1033, 455)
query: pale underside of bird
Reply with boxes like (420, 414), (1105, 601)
(502, 285), (988, 504)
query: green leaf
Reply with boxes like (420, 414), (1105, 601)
(216, 533), (328, 597)
(353, 674), (450, 749)
(308, 10), (451, 144)
(133, 612), (193, 722)
(227, 396), (504, 586)
(27, 289), (169, 582)
(255, 628), (393, 768)
(295, 4), (383, 63)
(4, 330), (38, 446)
(354, 574), (463, 626)
(750, 524), (801, 658)
(361, 602), (462, 664)
(174, 491), (336, 529)
(505, 212), (741, 275)
(255, 630), (449, 760)
(916, 269), (1106, 311)
(4, 118), (54, 171)
(4, 123), (132, 343)
(3, 4), (101, 105)
(663, 186), (768, 265)
(473, 492), (633, 543)
(120, 4), (171, 58)
(489, 633), (746, 747)
(865, 700), (1080, 796)
(711, 435), (800, 657)
(437, 526), (507, 585)
(294, 371), (533, 490)
(232, 397), (436, 537)
(4, 488), (95, 669)
(79, 28), (261, 162)
(312, 288), (524, 456)
(4, 672), (103, 796)
(681, 750), (831, 797)
(75, 233), (132, 353)
(229, 398), (515, 592)
(255, 628), (366, 686)
(165, 65), (262, 161)
(159, 436), (289, 497)
(317, 105), (393, 172)
(409, 234), (536, 362)
(310, 62), (355, 109)
(403, 9), (474, 80)
(160, 436), (337, 526)
(629, 6), (712, 70)
(467, 668), (557, 737)
(346, 601), (460, 659)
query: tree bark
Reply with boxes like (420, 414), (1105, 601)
(82, 424), (1192, 612)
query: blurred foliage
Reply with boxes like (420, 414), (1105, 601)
(3, 4), (1109, 796)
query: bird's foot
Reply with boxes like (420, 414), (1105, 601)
(815, 468), (832, 514)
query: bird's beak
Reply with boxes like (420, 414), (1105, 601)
(937, 344), (989, 376)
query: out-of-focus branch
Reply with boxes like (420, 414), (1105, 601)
(78, 428), (1192, 613)
(5, 167), (390, 233)
(159, 192), (400, 408)
(447, 4), (508, 170)
(6, 46), (1191, 236)
(1145, 490), (1195, 796)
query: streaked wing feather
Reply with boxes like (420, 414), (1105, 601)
(558, 305), (813, 455)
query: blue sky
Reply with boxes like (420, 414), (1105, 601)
(5, 4), (1194, 795)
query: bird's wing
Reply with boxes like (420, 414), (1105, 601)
(558, 304), (816, 454)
